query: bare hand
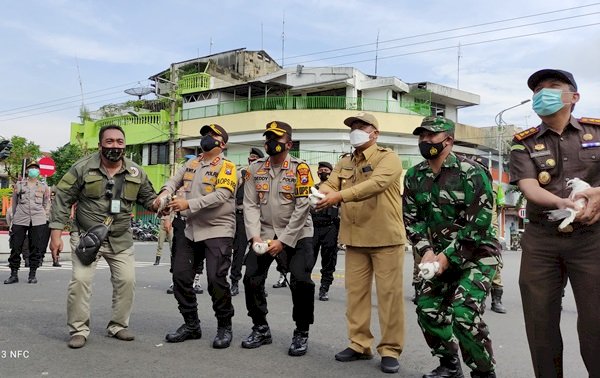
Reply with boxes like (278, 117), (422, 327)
(168, 197), (189, 212)
(421, 249), (436, 264)
(574, 187), (600, 225)
(50, 231), (63, 259)
(267, 239), (284, 257)
(435, 253), (450, 275)
(315, 191), (343, 211)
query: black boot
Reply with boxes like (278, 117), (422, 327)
(490, 288), (506, 314)
(423, 355), (464, 378)
(213, 325), (233, 349)
(4, 270), (18, 284)
(318, 287), (329, 301)
(165, 310), (202, 343)
(153, 256), (160, 266)
(288, 328), (309, 356)
(241, 324), (272, 349)
(231, 280), (239, 296)
(28, 269), (38, 284)
(273, 273), (287, 288)
(52, 257), (62, 267)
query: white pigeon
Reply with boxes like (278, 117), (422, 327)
(546, 178), (590, 231)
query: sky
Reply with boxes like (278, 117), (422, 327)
(1, 0), (599, 151)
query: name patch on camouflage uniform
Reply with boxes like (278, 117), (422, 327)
(294, 163), (314, 197)
(514, 127), (539, 141)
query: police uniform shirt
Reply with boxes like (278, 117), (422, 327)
(12, 180), (50, 227)
(510, 116), (600, 224)
(50, 152), (157, 252)
(321, 143), (406, 248)
(243, 154), (314, 248)
(162, 153), (237, 242)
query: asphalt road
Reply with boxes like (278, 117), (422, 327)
(0, 244), (587, 378)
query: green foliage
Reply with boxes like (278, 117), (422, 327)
(0, 187), (13, 198)
(47, 143), (88, 186)
(3, 136), (41, 183)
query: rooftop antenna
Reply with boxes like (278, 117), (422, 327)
(209, 37), (213, 54)
(281, 11), (285, 66)
(375, 30), (380, 76)
(76, 57), (85, 108)
(457, 42), (462, 89)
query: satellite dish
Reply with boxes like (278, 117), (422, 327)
(124, 87), (154, 99)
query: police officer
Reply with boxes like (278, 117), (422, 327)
(310, 161), (339, 301)
(241, 121), (315, 357)
(4, 160), (50, 285)
(404, 116), (500, 378)
(510, 69), (600, 377)
(230, 147), (264, 296)
(49, 125), (158, 349)
(159, 124), (237, 349)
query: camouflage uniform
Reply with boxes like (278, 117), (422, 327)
(403, 152), (501, 373)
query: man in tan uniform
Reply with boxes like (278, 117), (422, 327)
(241, 121), (315, 357)
(316, 112), (405, 374)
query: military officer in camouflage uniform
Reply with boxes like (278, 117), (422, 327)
(403, 116), (500, 378)
(241, 121), (315, 357)
(49, 125), (158, 349)
(158, 124), (238, 349)
(510, 69), (600, 377)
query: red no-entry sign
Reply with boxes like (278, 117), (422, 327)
(38, 156), (56, 177)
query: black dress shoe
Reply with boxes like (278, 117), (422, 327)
(288, 329), (308, 356)
(381, 356), (400, 374)
(241, 325), (272, 349)
(335, 347), (373, 362)
(318, 290), (329, 301)
(424, 355), (464, 378)
(165, 323), (202, 343)
(212, 326), (232, 349)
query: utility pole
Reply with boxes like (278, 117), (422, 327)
(168, 63), (177, 176)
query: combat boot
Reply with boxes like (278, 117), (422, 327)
(318, 287), (329, 301)
(241, 324), (272, 349)
(28, 269), (38, 284)
(490, 288), (506, 314)
(165, 310), (202, 343)
(288, 329), (309, 356)
(213, 325), (233, 349)
(273, 273), (287, 288)
(153, 256), (160, 265)
(4, 270), (18, 284)
(230, 280), (239, 296)
(423, 355), (464, 378)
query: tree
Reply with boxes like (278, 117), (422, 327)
(47, 143), (88, 186)
(3, 136), (41, 183)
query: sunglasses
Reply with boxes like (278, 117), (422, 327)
(105, 179), (115, 199)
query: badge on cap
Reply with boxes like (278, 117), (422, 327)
(583, 133), (594, 141)
(546, 159), (556, 167)
(534, 144), (545, 151)
(538, 171), (551, 185)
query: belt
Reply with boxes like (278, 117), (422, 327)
(313, 221), (334, 227)
(236, 209), (244, 214)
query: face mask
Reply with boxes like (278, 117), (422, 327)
(532, 88), (566, 116)
(349, 129), (372, 148)
(101, 147), (124, 162)
(28, 168), (40, 178)
(318, 173), (330, 182)
(419, 139), (447, 160)
(265, 139), (287, 156)
(200, 135), (221, 152)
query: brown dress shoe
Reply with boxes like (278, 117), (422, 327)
(113, 329), (135, 341)
(68, 335), (86, 349)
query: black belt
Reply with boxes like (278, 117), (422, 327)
(236, 209), (244, 214)
(313, 221), (334, 227)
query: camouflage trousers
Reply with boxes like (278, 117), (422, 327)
(416, 258), (498, 372)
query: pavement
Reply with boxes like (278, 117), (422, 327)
(0, 244), (588, 377)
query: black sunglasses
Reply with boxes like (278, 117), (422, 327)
(105, 179), (115, 199)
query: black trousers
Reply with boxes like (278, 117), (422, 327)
(170, 216), (203, 275)
(311, 223), (339, 289)
(243, 237), (315, 330)
(40, 222), (51, 262)
(173, 235), (234, 325)
(230, 211), (247, 283)
(8, 223), (45, 270)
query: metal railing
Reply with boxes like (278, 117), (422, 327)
(96, 112), (163, 128)
(178, 73), (211, 95)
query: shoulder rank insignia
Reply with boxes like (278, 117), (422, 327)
(513, 127), (539, 141)
(579, 117), (600, 126)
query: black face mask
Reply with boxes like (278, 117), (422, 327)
(101, 147), (124, 162)
(265, 139), (287, 156)
(418, 139), (447, 160)
(200, 135), (221, 152)
(318, 173), (330, 182)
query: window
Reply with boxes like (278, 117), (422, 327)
(149, 143), (169, 165)
(431, 102), (446, 117)
(392, 91), (399, 100)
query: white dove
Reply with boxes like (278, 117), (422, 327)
(546, 178), (590, 231)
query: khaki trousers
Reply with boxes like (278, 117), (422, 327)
(67, 233), (136, 338)
(345, 244), (405, 358)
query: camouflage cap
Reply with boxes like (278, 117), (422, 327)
(412, 116), (455, 135)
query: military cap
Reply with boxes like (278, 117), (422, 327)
(318, 161), (333, 171)
(343, 112), (379, 130)
(249, 147), (264, 158)
(200, 124), (229, 144)
(527, 69), (577, 91)
(412, 116), (455, 135)
(26, 159), (40, 169)
(263, 121), (292, 139)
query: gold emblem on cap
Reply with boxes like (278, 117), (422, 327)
(538, 171), (551, 185)
(546, 158), (556, 167)
(534, 144), (545, 151)
(583, 133), (593, 141)
(269, 122), (278, 129)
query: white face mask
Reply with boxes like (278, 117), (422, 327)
(349, 129), (372, 148)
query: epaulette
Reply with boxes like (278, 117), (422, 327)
(579, 117), (600, 126)
(513, 127), (539, 141)
(377, 146), (393, 152)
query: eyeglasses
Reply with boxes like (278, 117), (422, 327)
(105, 179), (115, 199)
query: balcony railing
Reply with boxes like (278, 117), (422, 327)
(96, 112), (163, 128)
(178, 73), (211, 95)
(182, 95), (431, 120)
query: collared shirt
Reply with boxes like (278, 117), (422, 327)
(162, 153), (237, 242)
(50, 153), (157, 253)
(320, 143), (405, 248)
(510, 116), (600, 225)
(403, 152), (499, 266)
(12, 179), (50, 226)
(243, 154), (314, 248)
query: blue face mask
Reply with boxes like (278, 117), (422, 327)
(28, 168), (40, 178)
(532, 88), (566, 116)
